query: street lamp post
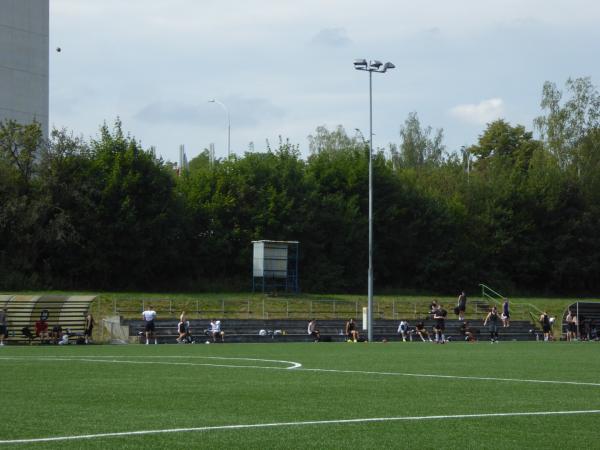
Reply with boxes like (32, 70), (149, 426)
(353, 59), (395, 343)
(208, 99), (231, 159)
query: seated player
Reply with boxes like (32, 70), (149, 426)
(415, 321), (432, 342)
(345, 318), (360, 342)
(51, 325), (63, 344)
(459, 321), (476, 342)
(35, 319), (50, 344)
(210, 319), (225, 343)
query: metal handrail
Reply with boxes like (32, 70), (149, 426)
(479, 283), (543, 315)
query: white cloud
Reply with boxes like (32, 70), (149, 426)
(310, 28), (352, 47)
(449, 98), (505, 125)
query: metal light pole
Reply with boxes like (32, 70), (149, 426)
(208, 99), (231, 159)
(353, 59), (395, 342)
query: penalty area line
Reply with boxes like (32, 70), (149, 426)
(1, 410), (600, 445)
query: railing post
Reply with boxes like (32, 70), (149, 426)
(222, 299), (225, 317)
(196, 299), (199, 317)
(247, 300), (250, 318)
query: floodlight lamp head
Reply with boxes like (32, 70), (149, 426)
(384, 62), (395, 70)
(354, 59), (368, 70)
(369, 60), (383, 69)
(208, 99), (215, 103)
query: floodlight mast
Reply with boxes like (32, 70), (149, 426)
(208, 99), (231, 159)
(353, 58), (395, 343)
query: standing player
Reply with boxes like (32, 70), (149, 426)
(307, 319), (320, 343)
(539, 311), (552, 342)
(84, 313), (95, 344)
(483, 306), (500, 343)
(565, 309), (576, 341)
(0, 308), (7, 346)
(142, 305), (157, 345)
(501, 298), (510, 327)
(433, 305), (447, 343)
(456, 291), (467, 321)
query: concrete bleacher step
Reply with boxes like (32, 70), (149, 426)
(124, 318), (537, 343)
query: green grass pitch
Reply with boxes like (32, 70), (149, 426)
(1, 341), (599, 449)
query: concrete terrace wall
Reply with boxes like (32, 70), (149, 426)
(0, 0), (49, 137)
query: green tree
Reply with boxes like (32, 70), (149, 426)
(391, 112), (445, 169)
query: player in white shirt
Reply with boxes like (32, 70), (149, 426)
(210, 319), (224, 343)
(142, 306), (157, 344)
(397, 320), (411, 342)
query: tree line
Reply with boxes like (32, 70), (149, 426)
(1, 78), (599, 295)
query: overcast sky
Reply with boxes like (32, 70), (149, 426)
(49, 0), (600, 163)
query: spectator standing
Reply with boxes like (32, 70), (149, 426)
(307, 319), (320, 343)
(501, 298), (510, 327)
(345, 318), (360, 342)
(0, 308), (7, 346)
(142, 305), (157, 345)
(456, 291), (467, 321)
(483, 306), (500, 343)
(84, 313), (95, 344)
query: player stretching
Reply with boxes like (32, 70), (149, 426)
(142, 305), (157, 345)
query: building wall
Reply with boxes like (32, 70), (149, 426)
(0, 0), (49, 137)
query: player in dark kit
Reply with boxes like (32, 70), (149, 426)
(484, 306), (500, 343)
(345, 318), (360, 342)
(540, 311), (552, 342)
(433, 305), (447, 343)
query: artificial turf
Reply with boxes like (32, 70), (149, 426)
(0, 341), (599, 449)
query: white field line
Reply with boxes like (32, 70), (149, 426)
(1, 409), (599, 445)
(296, 367), (600, 388)
(0, 355), (302, 370)
(1, 356), (598, 388)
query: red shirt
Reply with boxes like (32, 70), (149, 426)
(35, 320), (48, 336)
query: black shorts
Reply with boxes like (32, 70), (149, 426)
(85, 326), (93, 336)
(145, 320), (155, 332)
(568, 323), (576, 332)
(543, 324), (551, 333)
(0, 324), (7, 337)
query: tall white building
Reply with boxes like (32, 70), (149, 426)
(0, 0), (49, 137)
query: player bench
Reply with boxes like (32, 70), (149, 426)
(0, 295), (95, 345)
